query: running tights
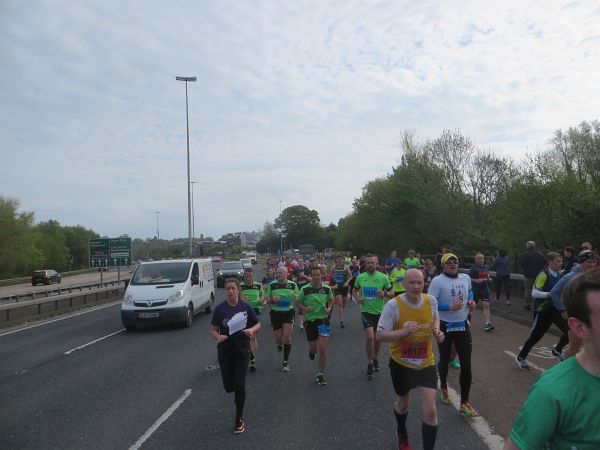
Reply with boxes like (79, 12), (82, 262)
(518, 308), (569, 360)
(437, 322), (472, 404)
(218, 346), (250, 419)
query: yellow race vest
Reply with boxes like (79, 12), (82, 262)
(389, 294), (435, 369)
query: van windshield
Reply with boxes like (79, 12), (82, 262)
(131, 262), (191, 285)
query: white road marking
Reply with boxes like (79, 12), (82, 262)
(0, 301), (121, 337)
(504, 350), (547, 373)
(445, 384), (505, 450)
(128, 389), (192, 450)
(64, 329), (124, 355)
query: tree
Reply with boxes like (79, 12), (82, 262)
(274, 205), (322, 249)
(256, 222), (280, 254)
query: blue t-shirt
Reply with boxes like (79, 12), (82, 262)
(385, 257), (400, 272)
(210, 300), (258, 337)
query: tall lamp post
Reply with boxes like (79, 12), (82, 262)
(155, 211), (160, 240)
(190, 181), (197, 242)
(175, 75), (197, 257)
(279, 200), (283, 256)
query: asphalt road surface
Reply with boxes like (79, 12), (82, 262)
(0, 264), (568, 450)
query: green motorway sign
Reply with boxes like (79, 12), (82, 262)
(89, 237), (132, 267)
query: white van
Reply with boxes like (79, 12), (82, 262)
(121, 259), (215, 331)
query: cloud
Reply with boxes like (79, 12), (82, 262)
(1, 0), (599, 240)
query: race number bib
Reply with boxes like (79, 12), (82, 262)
(362, 287), (377, 300)
(317, 324), (331, 337)
(277, 298), (291, 308)
(400, 341), (428, 366)
(333, 274), (345, 283)
(446, 321), (466, 332)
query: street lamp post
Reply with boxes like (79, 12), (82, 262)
(190, 181), (197, 242)
(175, 75), (197, 257)
(279, 200), (283, 256)
(155, 211), (160, 240)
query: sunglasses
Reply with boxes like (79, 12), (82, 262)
(444, 259), (459, 265)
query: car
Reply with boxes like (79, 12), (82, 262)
(240, 258), (252, 269)
(216, 261), (244, 287)
(246, 252), (257, 264)
(211, 256), (223, 263)
(32, 269), (61, 286)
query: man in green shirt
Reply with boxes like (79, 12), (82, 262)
(296, 266), (335, 385)
(266, 266), (299, 372)
(354, 254), (393, 380)
(504, 267), (600, 450)
(388, 260), (406, 295)
(404, 249), (422, 269)
(240, 267), (265, 372)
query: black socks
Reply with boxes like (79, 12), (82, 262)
(283, 344), (291, 361)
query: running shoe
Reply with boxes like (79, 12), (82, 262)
(484, 322), (495, 332)
(450, 359), (461, 369)
(316, 373), (327, 386)
(248, 358), (256, 372)
(397, 431), (411, 450)
(300, 324), (304, 331)
(308, 352), (316, 360)
(515, 356), (530, 371)
(440, 388), (450, 405)
(233, 418), (245, 434)
(367, 363), (374, 380)
(373, 359), (380, 372)
(551, 346), (563, 358)
(282, 361), (290, 372)
(277, 344), (283, 352)
(459, 402), (478, 417)
(340, 321), (345, 328)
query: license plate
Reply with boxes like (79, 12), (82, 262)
(139, 312), (159, 319)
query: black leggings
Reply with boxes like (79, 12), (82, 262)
(518, 308), (569, 359)
(437, 321), (472, 404)
(218, 342), (250, 419)
(495, 274), (511, 300)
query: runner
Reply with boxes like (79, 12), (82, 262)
(266, 266), (299, 371)
(389, 260), (407, 296)
(503, 267), (600, 450)
(240, 267), (264, 372)
(469, 253), (494, 331)
(404, 249), (421, 269)
(348, 256), (361, 302)
(385, 250), (401, 274)
(427, 253), (478, 417)
(210, 278), (261, 434)
(377, 269), (445, 450)
(296, 266), (335, 386)
(551, 250), (598, 358)
(261, 267), (275, 289)
(422, 258), (438, 292)
(331, 253), (353, 328)
(515, 252), (567, 370)
(354, 254), (394, 380)
(294, 260), (312, 331)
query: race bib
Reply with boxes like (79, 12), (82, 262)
(277, 298), (291, 308)
(362, 287), (377, 300)
(396, 276), (404, 283)
(446, 321), (466, 332)
(317, 324), (331, 337)
(400, 341), (428, 366)
(333, 274), (344, 283)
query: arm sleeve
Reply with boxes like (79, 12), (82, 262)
(508, 382), (560, 450)
(210, 308), (221, 328)
(532, 288), (550, 299)
(550, 277), (567, 311)
(429, 296), (439, 320)
(376, 300), (397, 331)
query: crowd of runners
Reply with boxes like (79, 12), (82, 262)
(209, 242), (600, 450)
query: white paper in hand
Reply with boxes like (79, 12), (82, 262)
(227, 311), (248, 335)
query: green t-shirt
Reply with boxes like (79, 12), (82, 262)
(266, 280), (299, 312)
(404, 257), (421, 269)
(354, 271), (392, 314)
(389, 267), (406, 293)
(297, 283), (334, 321)
(509, 356), (600, 450)
(240, 281), (264, 311)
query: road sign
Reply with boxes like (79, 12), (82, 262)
(89, 238), (132, 267)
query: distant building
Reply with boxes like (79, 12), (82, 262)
(299, 244), (316, 254)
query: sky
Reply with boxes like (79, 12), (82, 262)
(1, 0), (599, 241)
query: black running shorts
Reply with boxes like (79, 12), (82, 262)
(389, 358), (438, 396)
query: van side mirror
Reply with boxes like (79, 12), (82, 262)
(191, 275), (199, 286)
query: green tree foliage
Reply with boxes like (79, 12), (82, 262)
(256, 222), (281, 254)
(274, 205), (322, 249)
(0, 197), (41, 277)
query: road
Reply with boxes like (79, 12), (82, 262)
(0, 264), (568, 449)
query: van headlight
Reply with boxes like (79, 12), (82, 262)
(124, 293), (133, 305)
(168, 290), (184, 303)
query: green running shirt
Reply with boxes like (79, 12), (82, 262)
(266, 280), (299, 312)
(354, 271), (392, 314)
(297, 283), (334, 321)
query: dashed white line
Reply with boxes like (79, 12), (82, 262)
(445, 384), (505, 450)
(63, 329), (124, 355)
(128, 389), (192, 450)
(504, 350), (547, 373)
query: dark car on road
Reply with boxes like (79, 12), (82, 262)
(32, 269), (62, 286)
(216, 261), (244, 287)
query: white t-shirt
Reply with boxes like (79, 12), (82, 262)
(377, 293), (439, 332)
(427, 273), (471, 323)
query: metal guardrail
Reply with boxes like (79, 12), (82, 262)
(0, 284), (127, 322)
(0, 280), (127, 304)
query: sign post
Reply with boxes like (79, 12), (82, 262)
(89, 238), (132, 283)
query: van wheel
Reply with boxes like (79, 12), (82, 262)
(205, 294), (214, 313)
(183, 304), (193, 328)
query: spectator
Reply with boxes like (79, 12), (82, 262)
(518, 241), (546, 310)
(422, 259), (438, 292)
(562, 247), (577, 274)
(493, 249), (511, 305)
(434, 246), (447, 273)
